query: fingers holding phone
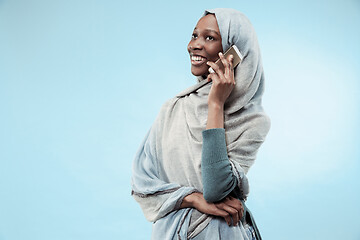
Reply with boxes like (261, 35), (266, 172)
(206, 52), (235, 107)
(206, 45), (243, 107)
(208, 45), (242, 75)
(219, 52), (235, 83)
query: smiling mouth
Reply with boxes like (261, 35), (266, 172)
(190, 55), (207, 66)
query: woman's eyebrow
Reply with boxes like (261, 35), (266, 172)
(194, 27), (221, 36)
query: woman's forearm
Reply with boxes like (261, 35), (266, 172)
(206, 102), (224, 129)
(180, 192), (199, 208)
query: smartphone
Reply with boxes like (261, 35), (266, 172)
(208, 45), (243, 74)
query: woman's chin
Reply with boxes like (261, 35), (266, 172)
(191, 68), (208, 77)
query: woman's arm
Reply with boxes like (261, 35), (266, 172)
(206, 101), (224, 129)
(200, 52), (240, 202)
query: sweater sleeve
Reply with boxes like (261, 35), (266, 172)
(201, 128), (239, 203)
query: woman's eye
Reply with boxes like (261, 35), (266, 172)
(206, 36), (214, 41)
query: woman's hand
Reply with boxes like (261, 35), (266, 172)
(181, 193), (243, 226)
(214, 196), (244, 226)
(206, 52), (235, 108)
(205, 52), (235, 129)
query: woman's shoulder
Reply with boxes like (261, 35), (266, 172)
(159, 97), (181, 113)
(152, 97), (180, 124)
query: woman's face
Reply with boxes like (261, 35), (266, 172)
(187, 14), (223, 77)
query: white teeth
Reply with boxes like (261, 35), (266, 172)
(191, 56), (205, 61)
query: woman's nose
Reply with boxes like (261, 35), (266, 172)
(190, 38), (204, 50)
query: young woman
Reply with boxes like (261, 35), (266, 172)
(131, 8), (270, 240)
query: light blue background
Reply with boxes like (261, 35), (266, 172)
(1, 0), (359, 239)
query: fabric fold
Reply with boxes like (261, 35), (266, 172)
(131, 125), (200, 223)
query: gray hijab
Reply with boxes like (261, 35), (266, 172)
(175, 8), (270, 173)
(131, 8), (270, 239)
